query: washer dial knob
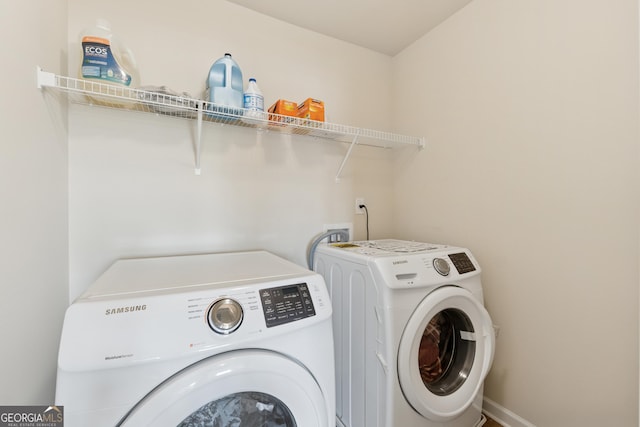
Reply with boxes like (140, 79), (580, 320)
(433, 258), (450, 276)
(207, 298), (243, 334)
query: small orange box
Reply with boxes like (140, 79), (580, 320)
(297, 98), (325, 122)
(268, 99), (298, 120)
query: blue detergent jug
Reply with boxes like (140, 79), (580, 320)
(207, 53), (243, 110)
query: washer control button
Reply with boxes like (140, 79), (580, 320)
(208, 298), (243, 334)
(433, 258), (450, 276)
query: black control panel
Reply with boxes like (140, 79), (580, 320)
(259, 283), (316, 328)
(448, 252), (476, 274)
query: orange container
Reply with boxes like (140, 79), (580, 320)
(268, 99), (298, 121)
(297, 98), (325, 122)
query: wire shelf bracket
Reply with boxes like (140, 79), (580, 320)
(335, 130), (361, 183)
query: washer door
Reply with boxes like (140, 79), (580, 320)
(397, 286), (495, 422)
(118, 349), (328, 427)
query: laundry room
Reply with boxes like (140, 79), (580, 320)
(1, 0), (639, 426)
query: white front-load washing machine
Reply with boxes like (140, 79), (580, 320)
(313, 239), (495, 427)
(56, 250), (335, 427)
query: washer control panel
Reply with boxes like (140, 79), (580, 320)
(260, 283), (316, 328)
(448, 252), (476, 274)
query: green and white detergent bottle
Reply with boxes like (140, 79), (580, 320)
(80, 19), (139, 106)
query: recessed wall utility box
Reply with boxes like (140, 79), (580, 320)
(322, 223), (353, 243)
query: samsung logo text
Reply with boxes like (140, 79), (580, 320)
(105, 305), (147, 316)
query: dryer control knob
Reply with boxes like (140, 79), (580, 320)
(433, 258), (450, 276)
(208, 298), (243, 334)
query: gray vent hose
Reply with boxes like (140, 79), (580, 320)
(307, 230), (349, 269)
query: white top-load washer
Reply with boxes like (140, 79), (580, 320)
(56, 250), (335, 427)
(313, 239), (494, 427)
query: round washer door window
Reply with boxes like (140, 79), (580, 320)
(118, 349), (328, 427)
(177, 391), (294, 427)
(397, 286), (494, 422)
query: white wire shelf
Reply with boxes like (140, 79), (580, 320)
(37, 67), (425, 178)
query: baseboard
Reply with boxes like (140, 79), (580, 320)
(483, 397), (536, 427)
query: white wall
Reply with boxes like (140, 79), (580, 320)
(0, 1), (69, 404)
(66, 0), (398, 300)
(4, 0), (637, 421)
(392, 0), (640, 425)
